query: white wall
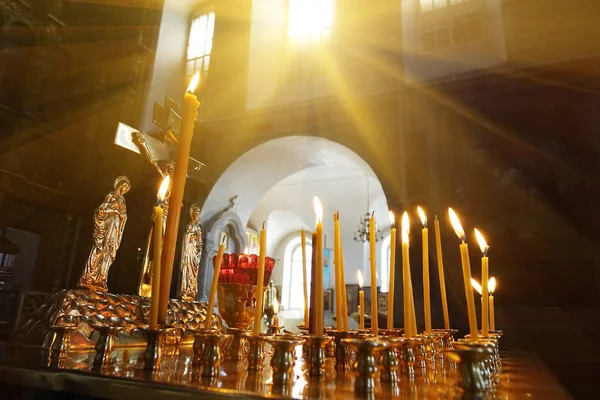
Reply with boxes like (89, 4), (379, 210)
(402, 0), (507, 83)
(140, 0), (203, 132)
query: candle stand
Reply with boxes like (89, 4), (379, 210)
(304, 335), (332, 376)
(142, 327), (167, 370)
(246, 334), (266, 372)
(342, 337), (389, 394)
(92, 325), (124, 367)
(266, 336), (302, 385)
(333, 331), (351, 372)
(191, 329), (231, 377)
(380, 337), (403, 383)
(225, 328), (248, 360)
(48, 325), (78, 359)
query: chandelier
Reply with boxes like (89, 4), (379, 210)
(353, 178), (384, 242)
(353, 211), (384, 242)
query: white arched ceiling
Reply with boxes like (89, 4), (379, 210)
(200, 135), (390, 287)
(200, 136), (382, 228)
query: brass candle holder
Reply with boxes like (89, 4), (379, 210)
(266, 336), (302, 385)
(48, 325), (78, 360)
(91, 325), (124, 368)
(410, 336), (428, 375)
(333, 331), (351, 372)
(225, 328), (249, 360)
(342, 338), (389, 395)
(418, 333), (437, 367)
(246, 334), (266, 372)
(399, 337), (417, 376)
(304, 335), (333, 376)
(142, 327), (166, 370)
(445, 342), (494, 394)
(380, 337), (404, 384)
(192, 329), (232, 378)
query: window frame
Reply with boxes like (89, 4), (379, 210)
(186, 8), (216, 81)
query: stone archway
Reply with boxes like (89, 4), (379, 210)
(197, 209), (248, 300)
(197, 135), (391, 300)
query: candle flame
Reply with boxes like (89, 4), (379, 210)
(157, 176), (170, 202)
(243, 247), (248, 254)
(187, 71), (201, 93)
(417, 206), (427, 227)
(488, 277), (497, 294)
(357, 270), (364, 288)
(448, 208), (466, 242)
(388, 211), (395, 229)
(401, 211), (410, 244)
(313, 196), (323, 224)
(471, 278), (483, 295)
(474, 228), (489, 256)
(273, 298), (279, 314)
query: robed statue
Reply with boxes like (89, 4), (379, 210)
(179, 204), (203, 300)
(79, 176), (131, 292)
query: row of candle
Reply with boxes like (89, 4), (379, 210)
(299, 203), (496, 339)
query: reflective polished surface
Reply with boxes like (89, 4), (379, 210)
(0, 343), (572, 399)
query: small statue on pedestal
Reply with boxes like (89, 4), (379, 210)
(79, 176), (130, 292)
(179, 204), (203, 300)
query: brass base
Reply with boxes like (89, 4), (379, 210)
(192, 330), (232, 378)
(92, 325), (124, 368)
(380, 337), (404, 384)
(266, 336), (302, 385)
(342, 338), (389, 394)
(304, 335), (333, 377)
(225, 328), (249, 360)
(445, 341), (495, 393)
(246, 335), (266, 372)
(141, 327), (166, 370)
(13, 289), (225, 350)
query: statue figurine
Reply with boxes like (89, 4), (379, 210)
(79, 176), (131, 292)
(179, 204), (203, 300)
(138, 160), (174, 297)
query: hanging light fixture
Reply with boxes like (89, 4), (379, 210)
(353, 177), (384, 243)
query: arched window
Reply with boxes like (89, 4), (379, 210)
(187, 11), (215, 80)
(380, 235), (391, 293)
(281, 236), (312, 312)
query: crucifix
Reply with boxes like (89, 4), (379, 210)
(114, 97), (205, 297)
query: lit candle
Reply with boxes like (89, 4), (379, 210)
(401, 212), (417, 337)
(474, 229), (490, 337)
(489, 277), (496, 331)
(314, 197), (324, 336)
(252, 222), (267, 336)
(158, 72), (201, 324)
(387, 211), (396, 330)
(149, 176), (170, 329)
(205, 237), (225, 330)
(448, 208), (478, 340)
(334, 212), (342, 331)
(434, 216), (451, 329)
(309, 231), (317, 334)
(301, 228), (309, 327)
(417, 207), (431, 333)
(358, 271), (365, 330)
(369, 212), (378, 335)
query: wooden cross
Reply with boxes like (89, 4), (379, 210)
(114, 97), (204, 174)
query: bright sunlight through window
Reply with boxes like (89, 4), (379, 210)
(187, 11), (215, 78)
(288, 0), (333, 43)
